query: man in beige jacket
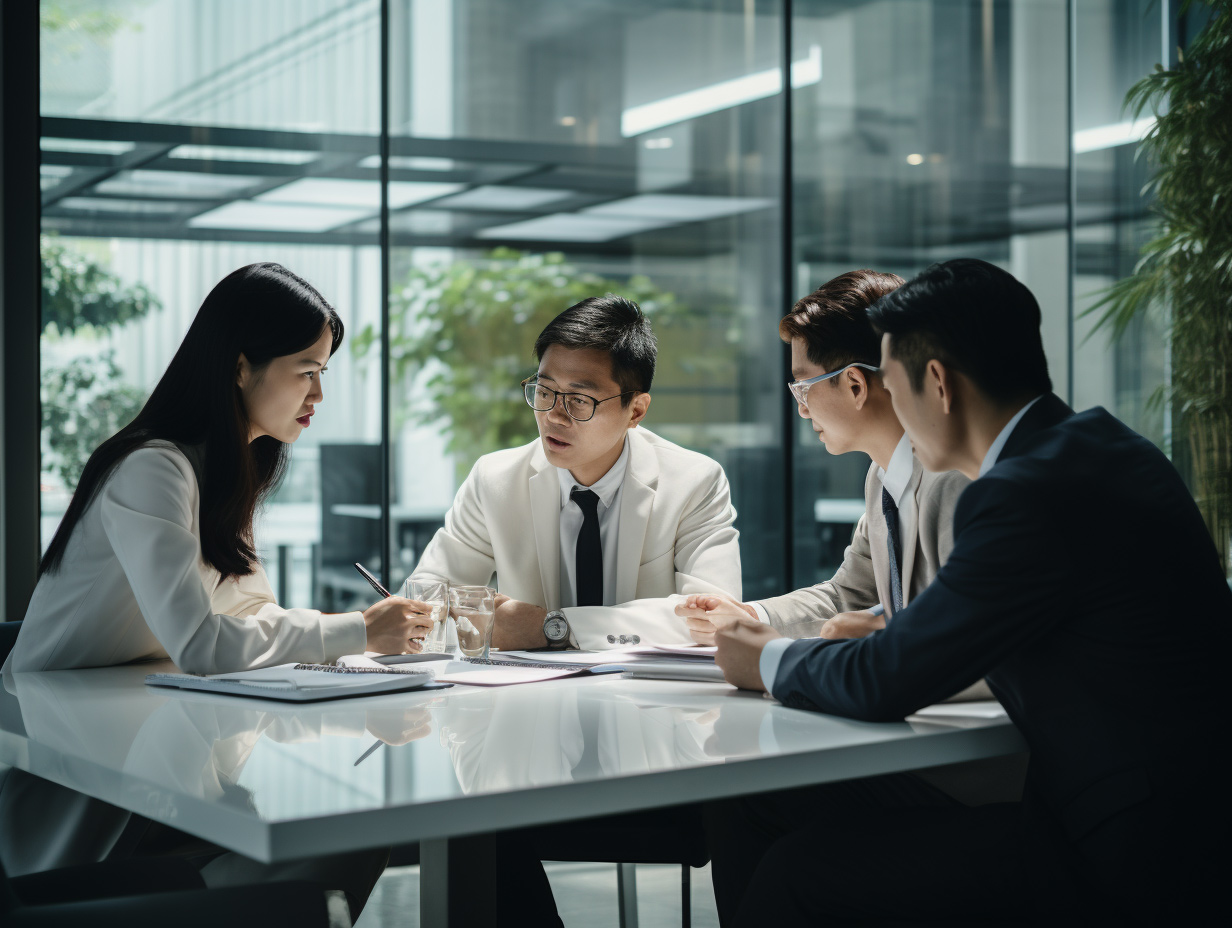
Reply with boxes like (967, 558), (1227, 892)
(679, 269), (969, 645)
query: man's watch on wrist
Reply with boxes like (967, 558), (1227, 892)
(543, 610), (572, 650)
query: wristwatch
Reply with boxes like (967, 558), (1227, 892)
(543, 610), (572, 650)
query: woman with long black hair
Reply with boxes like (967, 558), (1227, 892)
(7, 262), (429, 674)
(1, 264), (426, 915)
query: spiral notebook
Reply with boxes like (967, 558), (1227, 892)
(145, 662), (441, 702)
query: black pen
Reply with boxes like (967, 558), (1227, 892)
(354, 562), (392, 599)
(354, 739), (383, 766)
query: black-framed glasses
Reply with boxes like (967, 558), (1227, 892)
(521, 378), (639, 422)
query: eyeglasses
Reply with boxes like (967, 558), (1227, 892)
(787, 362), (880, 409)
(521, 379), (639, 422)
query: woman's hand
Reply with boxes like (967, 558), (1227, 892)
(362, 596), (434, 654)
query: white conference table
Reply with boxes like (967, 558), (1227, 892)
(0, 659), (1026, 925)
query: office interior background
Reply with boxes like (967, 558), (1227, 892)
(1, 0), (1202, 622)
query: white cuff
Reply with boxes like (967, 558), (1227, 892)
(322, 611), (367, 662)
(759, 636), (794, 698)
(750, 601), (772, 624)
(559, 607), (583, 649)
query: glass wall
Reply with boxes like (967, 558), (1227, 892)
(38, 0), (1170, 605)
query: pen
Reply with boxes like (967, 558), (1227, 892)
(354, 739), (383, 766)
(354, 562), (392, 599)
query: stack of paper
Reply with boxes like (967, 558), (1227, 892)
(906, 700), (1009, 728)
(145, 663), (436, 702)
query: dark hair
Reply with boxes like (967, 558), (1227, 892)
(40, 263), (343, 580)
(867, 258), (1052, 404)
(533, 295), (656, 403)
(779, 269), (905, 376)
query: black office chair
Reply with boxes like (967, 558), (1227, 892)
(0, 622), (22, 665)
(517, 807), (709, 928)
(1, 855), (332, 927)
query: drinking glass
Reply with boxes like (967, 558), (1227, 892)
(407, 579), (451, 654)
(450, 585), (497, 659)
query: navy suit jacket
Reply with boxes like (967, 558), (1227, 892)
(773, 393), (1231, 876)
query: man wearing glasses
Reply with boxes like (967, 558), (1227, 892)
(679, 269), (971, 648)
(409, 294), (741, 651)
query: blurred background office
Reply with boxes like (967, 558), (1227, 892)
(12, 0), (1197, 615)
(2, 2), (1223, 925)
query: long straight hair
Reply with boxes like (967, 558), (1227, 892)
(40, 263), (344, 580)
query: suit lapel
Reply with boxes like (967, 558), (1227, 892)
(615, 430), (659, 604)
(528, 444), (562, 612)
(899, 457), (924, 604)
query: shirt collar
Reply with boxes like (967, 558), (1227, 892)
(876, 432), (914, 507)
(979, 395), (1045, 477)
(557, 435), (630, 509)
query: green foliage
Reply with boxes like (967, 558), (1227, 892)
(41, 351), (145, 491)
(352, 248), (685, 479)
(40, 235), (161, 491)
(1085, 1), (1232, 571)
(41, 234), (161, 336)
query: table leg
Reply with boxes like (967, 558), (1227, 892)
(617, 862), (639, 928)
(420, 834), (498, 927)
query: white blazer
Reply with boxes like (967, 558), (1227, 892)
(411, 427), (742, 649)
(4, 441), (366, 676)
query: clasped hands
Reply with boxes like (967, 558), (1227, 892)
(673, 593), (886, 692)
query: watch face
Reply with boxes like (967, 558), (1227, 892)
(545, 615), (569, 641)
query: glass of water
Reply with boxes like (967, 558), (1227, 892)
(407, 579), (451, 654)
(450, 585), (497, 659)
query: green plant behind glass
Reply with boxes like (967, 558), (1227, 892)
(1085, 1), (1232, 573)
(40, 234), (160, 491)
(352, 248), (684, 481)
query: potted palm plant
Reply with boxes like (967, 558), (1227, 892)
(1087, 0), (1232, 573)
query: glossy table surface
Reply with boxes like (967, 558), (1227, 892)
(0, 660), (1026, 863)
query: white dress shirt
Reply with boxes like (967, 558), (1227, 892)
(758, 400), (1042, 698)
(755, 432), (916, 689)
(979, 396), (1044, 476)
(3, 441), (366, 676)
(556, 436), (629, 612)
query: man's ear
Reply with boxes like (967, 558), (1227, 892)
(848, 368), (870, 410)
(927, 359), (954, 415)
(627, 393), (651, 429)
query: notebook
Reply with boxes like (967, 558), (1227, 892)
(621, 662), (728, 683)
(145, 662), (439, 702)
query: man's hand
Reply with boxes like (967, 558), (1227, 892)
(714, 616), (782, 692)
(491, 596), (549, 650)
(818, 609), (886, 640)
(674, 593), (758, 645)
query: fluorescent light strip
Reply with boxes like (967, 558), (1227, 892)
(358, 154), (456, 171)
(189, 202), (372, 232)
(477, 214), (672, 243)
(41, 137), (136, 156)
(169, 144), (318, 165)
(621, 45), (821, 137)
(1073, 116), (1156, 154)
(257, 177), (463, 210)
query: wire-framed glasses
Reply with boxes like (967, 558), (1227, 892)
(521, 378), (638, 422)
(787, 362), (880, 408)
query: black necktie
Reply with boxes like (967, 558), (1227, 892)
(882, 487), (904, 615)
(571, 488), (603, 607)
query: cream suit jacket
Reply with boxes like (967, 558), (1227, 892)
(759, 456), (969, 638)
(410, 427), (741, 649)
(4, 441), (366, 676)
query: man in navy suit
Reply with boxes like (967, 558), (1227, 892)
(700, 258), (1231, 925)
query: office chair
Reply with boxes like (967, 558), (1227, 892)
(0, 621), (22, 665)
(1, 856), (333, 927)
